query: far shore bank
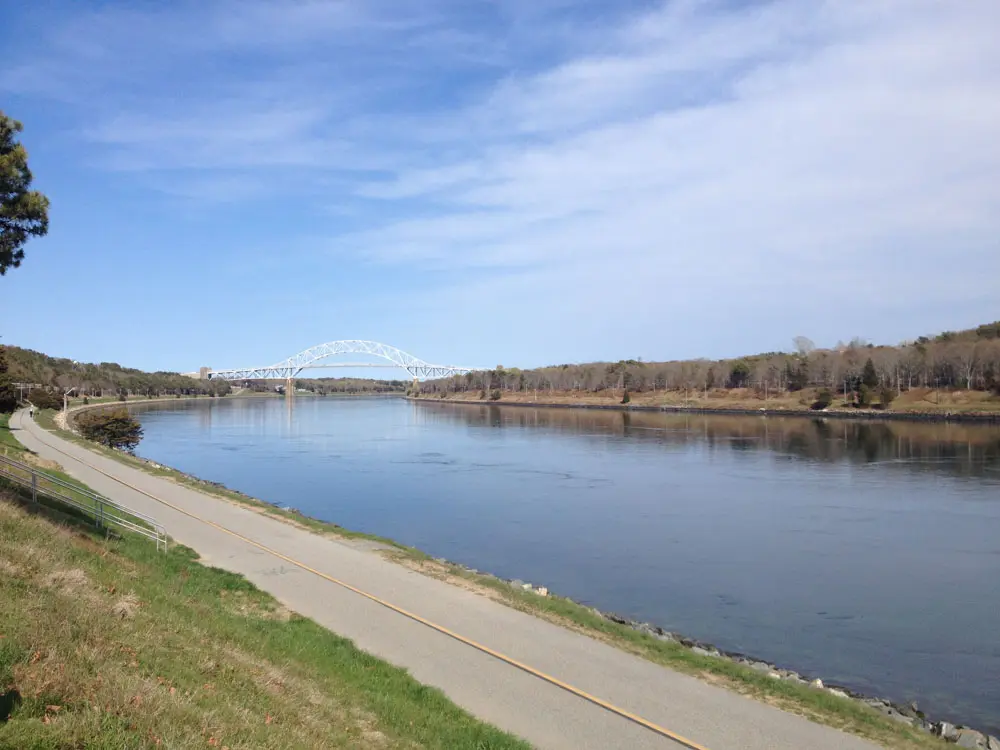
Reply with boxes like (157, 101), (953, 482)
(58, 391), (403, 425)
(409, 394), (1000, 424)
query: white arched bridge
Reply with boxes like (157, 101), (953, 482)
(206, 340), (478, 382)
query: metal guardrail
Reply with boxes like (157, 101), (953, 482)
(0, 454), (167, 551)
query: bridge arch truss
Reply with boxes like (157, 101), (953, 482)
(206, 340), (478, 381)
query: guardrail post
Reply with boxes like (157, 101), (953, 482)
(2, 454), (166, 551)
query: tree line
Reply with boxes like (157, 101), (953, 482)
(242, 377), (407, 395)
(3, 346), (232, 400)
(420, 321), (1000, 402)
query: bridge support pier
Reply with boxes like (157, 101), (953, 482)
(286, 377), (294, 397)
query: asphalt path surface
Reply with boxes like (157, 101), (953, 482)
(11, 409), (877, 750)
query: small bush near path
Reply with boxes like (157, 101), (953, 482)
(76, 408), (143, 453)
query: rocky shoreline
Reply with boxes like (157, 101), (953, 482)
(435, 558), (999, 748)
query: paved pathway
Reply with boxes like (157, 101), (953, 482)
(11, 409), (878, 750)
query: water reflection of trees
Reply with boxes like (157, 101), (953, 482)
(416, 403), (1000, 481)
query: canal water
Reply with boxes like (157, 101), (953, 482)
(132, 396), (1000, 732)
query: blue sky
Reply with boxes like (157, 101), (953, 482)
(1, 0), (998, 374)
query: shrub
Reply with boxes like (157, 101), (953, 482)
(82, 396), (89, 405)
(489, 389), (502, 401)
(879, 386), (896, 408)
(621, 390), (631, 404)
(28, 389), (62, 410)
(478, 389), (487, 400)
(76, 408), (143, 453)
(118, 393), (127, 402)
(811, 389), (833, 410)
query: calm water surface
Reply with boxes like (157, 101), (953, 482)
(133, 397), (1000, 732)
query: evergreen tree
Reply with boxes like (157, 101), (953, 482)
(857, 384), (872, 407)
(861, 357), (879, 388)
(1, 112), (49, 274)
(76, 408), (143, 453)
(0, 346), (17, 413)
(786, 360), (809, 391)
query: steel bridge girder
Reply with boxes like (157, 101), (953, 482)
(206, 340), (477, 382)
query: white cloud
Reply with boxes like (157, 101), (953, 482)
(340, 1), (1000, 277)
(6, 0), (1000, 360)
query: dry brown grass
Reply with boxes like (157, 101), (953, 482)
(110, 592), (140, 619)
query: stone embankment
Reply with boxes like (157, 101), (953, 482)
(435, 557), (1000, 749)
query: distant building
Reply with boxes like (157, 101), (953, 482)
(179, 367), (212, 380)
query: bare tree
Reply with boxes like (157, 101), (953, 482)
(793, 336), (816, 356)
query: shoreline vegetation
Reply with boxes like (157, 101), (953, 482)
(29, 402), (989, 748)
(409, 388), (1000, 422)
(415, 321), (1000, 423)
(4, 344), (406, 399)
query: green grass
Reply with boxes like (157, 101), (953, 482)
(1, 412), (111, 517)
(0, 487), (529, 750)
(38, 406), (947, 749)
(0, 414), (26, 457)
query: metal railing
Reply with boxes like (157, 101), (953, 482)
(0, 454), (167, 551)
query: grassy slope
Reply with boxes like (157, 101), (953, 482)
(2, 413), (85, 485)
(0, 414), (24, 457)
(0, 489), (528, 750)
(34, 408), (948, 749)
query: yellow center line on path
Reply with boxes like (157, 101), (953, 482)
(24, 415), (711, 750)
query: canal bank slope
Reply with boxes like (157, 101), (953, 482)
(10, 408), (887, 750)
(410, 391), (1000, 423)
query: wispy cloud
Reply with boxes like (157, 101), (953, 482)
(4, 0), (999, 363)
